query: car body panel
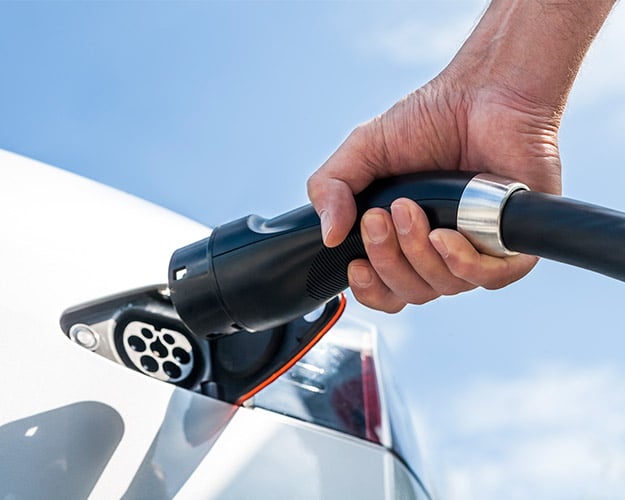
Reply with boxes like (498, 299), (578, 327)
(0, 150), (428, 499)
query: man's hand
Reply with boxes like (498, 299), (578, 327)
(308, 77), (559, 312)
(307, 0), (614, 313)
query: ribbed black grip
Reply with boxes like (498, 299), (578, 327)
(304, 172), (475, 302)
(306, 232), (366, 301)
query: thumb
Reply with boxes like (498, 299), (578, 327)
(307, 125), (380, 247)
(307, 175), (357, 247)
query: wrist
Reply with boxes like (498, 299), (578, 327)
(448, 0), (615, 115)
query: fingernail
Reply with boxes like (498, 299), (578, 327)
(363, 213), (388, 244)
(320, 210), (333, 244)
(429, 232), (449, 258)
(349, 264), (372, 288)
(391, 202), (412, 235)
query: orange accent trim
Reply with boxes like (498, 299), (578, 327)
(235, 294), (347, 405)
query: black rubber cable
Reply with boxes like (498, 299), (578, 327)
(502, 190), (625, 282)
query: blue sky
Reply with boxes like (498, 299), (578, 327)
(2, 1), (625, 498)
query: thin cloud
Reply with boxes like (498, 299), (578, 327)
(352, 1), (487, 68)
(425, 363), (625, 500)
(353, 1), (625, 108)
(453, 364), (625, 433)
(368, 16), (475, 67)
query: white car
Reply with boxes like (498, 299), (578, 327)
(0, 150), (431, 499)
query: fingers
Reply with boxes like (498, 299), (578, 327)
(348, 200), (538, 312)
(348, 260), (407, 313)
(429, 228), (539, 289)
(358, 208), (441, 305)
(391, 199), (476, 296)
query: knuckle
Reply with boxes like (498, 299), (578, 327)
(365, 249), (395, 270)
(482, 273), (514, 290)
(396, 285), (438, 306)
(481, 258), (528, 290)
(350, 280), (381, 304)
(396, 228), (428, 255)
(482, 280), (507, 291)
(363, 240), (396, 266)
(351, 289), (374, 308)
(410, 290), (439, 306)
(306, 173), (323, 199)
(436, 282), (464, 296)
(447, 254), (474, 280)
(351, 284), (405, 314)
(348, 123), (379, 160)
(380, 301), (406, 314)
(349, 123), (370, 142)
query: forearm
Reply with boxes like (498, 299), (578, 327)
(452, 0), (616, 113)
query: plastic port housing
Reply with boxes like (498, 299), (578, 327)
(60, 285), (344, 404)
(60, 286), (209, 391)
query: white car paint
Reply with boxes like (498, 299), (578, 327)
(0, 150), (428, 499)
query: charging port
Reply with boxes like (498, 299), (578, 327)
(60, 285), (209, 390)
(60, 285), (344, 405)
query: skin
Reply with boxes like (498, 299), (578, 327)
(308, 0), (616, 313)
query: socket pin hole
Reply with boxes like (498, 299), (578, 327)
(141, 327), (153, 339)
(141, 356), (158, 372)
(173, 347), (191, 364)
(163, 362), (181, 379)
(163, 333), (175, 345)
(128, 336), (146, 352)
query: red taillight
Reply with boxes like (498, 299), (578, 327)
(362, 352), (382, 443)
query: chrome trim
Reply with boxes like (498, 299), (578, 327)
(69, 323), (100, 351)
(457, 173), (529, 257)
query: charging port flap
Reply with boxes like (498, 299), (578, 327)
(59, 286), (344, 405)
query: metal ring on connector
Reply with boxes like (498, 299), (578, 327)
(457, 173), (529, 257)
